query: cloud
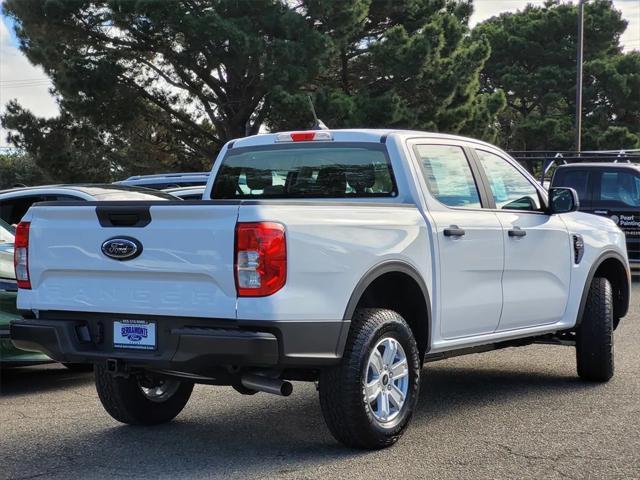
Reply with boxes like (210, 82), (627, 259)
(470, 0), (546, 27)
(618, 0), (639, 52)
(0, 17), (59, 148)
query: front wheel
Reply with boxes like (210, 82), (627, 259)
(318, 308), (421, 449)
(576, 277), (614, 382)
(95, 365), (193, 425)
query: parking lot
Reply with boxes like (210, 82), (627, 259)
(1, 283), (637, 480)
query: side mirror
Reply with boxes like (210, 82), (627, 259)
(548, 187), (579, 214)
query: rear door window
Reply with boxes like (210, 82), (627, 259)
(212, 144), (396, 199)
(413, 145), (482, 208)
(596, 170), (640, 208)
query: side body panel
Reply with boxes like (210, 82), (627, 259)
(557, 211), (629, 327)
(493, 211), (572, 330)
(236, 203), (430, 322)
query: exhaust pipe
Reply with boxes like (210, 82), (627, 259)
(240, 373), (293, 397)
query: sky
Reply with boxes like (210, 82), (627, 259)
(1, 0), (639, 148)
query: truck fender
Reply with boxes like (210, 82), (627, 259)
(341, 260), (432, 354)
(575, 250), (630, 329)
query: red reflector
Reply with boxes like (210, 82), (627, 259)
(235, 222), (286, 297)
(290, 132), (316, 142)
(14, 221), (31, 289)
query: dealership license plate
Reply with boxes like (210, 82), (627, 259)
(113, 320), (156, 350)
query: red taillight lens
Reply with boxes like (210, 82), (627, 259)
(235, 222), (286, 297)
(290, 132), (316, 142)
(14, 221), (31, 289)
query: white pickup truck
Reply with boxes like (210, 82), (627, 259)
(11, 130), (631, 449)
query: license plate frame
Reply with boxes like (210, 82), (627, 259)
(113, 320), (156, 351)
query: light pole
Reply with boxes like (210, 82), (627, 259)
(575, 0), (585, 153)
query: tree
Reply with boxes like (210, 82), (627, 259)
(3, 0), (508, 182)
(475, 0), (639, 151)
(583, 51), (640, 149)
(0, 150), (49, 189)
(2, 0), (327, 180)
(2, 100), (201, 183)
(268, 0), (505, 142)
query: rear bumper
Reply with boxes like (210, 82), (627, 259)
(10, 314), (349, 378)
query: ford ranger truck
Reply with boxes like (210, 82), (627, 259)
(11, 130), (631, 449)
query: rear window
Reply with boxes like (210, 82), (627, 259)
(211, 144), (396, 199)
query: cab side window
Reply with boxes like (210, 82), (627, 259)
(415, 145), (482, 209)
(476, 150), (542, 211)
(598, 171), (640, 207)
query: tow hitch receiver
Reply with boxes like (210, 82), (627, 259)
(106, 358), (128, 377)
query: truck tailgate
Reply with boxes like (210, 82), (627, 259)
(19, 203), (239, 319)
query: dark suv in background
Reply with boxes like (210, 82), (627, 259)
(551, 163), (640, 276)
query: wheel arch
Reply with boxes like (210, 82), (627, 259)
(343, 261), (432, 358)
(576, 251), (630, 329)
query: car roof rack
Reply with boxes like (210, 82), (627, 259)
(123, 172), (210, 181)
(508, 149), (640, 185)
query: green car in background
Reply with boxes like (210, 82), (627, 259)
(1, 290), (53, 366)
(0, 219), (52, 366)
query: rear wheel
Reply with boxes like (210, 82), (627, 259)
(95, 365), (193, 425)
(318, 308), (421, 449)
(576, 277), (614, 382)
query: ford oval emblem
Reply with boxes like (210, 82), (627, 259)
(101, 237), (142, 261)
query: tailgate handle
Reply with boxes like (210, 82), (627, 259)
(96, 206), (151, 228)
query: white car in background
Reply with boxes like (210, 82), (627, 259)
(162, 186), (205, 200)
(0, 185), (176, 226)
(114, 172), (210, 190)
(0, 219), (15, 290)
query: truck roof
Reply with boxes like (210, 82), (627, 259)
(228, 129), (500, 151)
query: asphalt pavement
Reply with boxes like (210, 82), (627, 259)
(1, 284), (638, 480)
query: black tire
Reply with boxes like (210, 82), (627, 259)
(576, 277), (614, 382)
(95, 365), (194, 425)
(318, 308), (421, 449)
(62, 363), (94, 372)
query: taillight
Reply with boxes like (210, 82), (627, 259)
(275, 131), (332, 142)
(14, 221), (31, 289)
(235, 222), (286, 297)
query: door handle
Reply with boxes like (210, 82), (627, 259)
(443, 226), (465, 237)
(508, 227), (527, 238)
(594, 210), (608, 215)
